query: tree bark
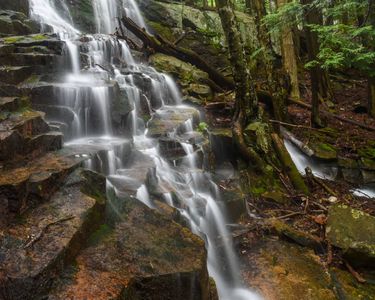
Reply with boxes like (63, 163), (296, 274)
(216, 0), (309, 196)
(276, 0), (300, 100)
(250, 0), (288, 123)
(368, 77), (375, 118)
(368, 0), (375, 118)
(301, 0), (325, 127)
(216, 0), (265, 169)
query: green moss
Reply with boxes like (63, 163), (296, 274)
(310, 142), (337, 161)
(318, 143), (336, 152)
(88, 224), (113, 246)
(147, 21), (175, 41)
(358, 145), (375, 160)
(23, 74), (40, 85)
(3, 36), (23, 44)
(31, 34), (46, 41)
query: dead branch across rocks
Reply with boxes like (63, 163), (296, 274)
(118, 15), (235, 90)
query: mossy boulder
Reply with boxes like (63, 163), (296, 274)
(139, 0), (258, 70)
(1, 0), (29, 15)
(310, 142), (337, 161)
(147, 106), (199, 138)
(241, 237), (336, 300)
(338, 157), (362, 184)
(326, 204), (375, 267)
(0, 10), (39, 36)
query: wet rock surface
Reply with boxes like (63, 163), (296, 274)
(0, 169), (104, 300)
(147, 106), (199, 138)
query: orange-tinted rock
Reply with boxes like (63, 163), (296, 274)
(0, 170), (104, 300)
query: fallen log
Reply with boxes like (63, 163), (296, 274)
(118, 16), (235, 90)
(288, 98), (375, 132)
(271, 133), (310, 195)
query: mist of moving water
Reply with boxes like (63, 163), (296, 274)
(28, 0), (261, 298)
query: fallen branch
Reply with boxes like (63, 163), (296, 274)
(23, 216), (75, 249)
(280, 127), (314, 157)
(173, 30), (193, 45)
(273, 211), (305, 220)
(119, 15), (234, 90)
(288, 98), (375, 132)
(270, 119), (320, 131)
(305, 167), (337, 197)
(344, 260), (366, 283)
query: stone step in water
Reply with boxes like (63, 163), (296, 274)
(146, 106), (199, 138)
(1, 34), (64, 54)
(65, 137), (133, 175)
(47, 196), (212, 300)
(25, 131), (63, 157)
(0, 170), (105, 300)
(0, 130), (63, 162)
(0, 53), (62, 70)
(107, 150), (155, 195)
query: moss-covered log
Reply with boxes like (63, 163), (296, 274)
(271, 133), (309, 194)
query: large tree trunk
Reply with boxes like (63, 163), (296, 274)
(276, 0), (300, 100)
(369, 77), (375, 118)
(368, 0), (375, 118)
(216, 0), (265, 169)
(302, 0), (325, 127)
(251, 0), (288, 123)
(216, 0), (308, 194)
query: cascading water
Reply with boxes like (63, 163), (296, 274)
(28, 0), (260, 299)
(92, 0), (147, 34)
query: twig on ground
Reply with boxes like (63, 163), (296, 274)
(344, 260), (366, 283)
(23, 216), (75, 249)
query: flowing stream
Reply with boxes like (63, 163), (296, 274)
(28, 0), (261, 299)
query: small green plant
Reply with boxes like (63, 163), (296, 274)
(197, 122), (208, 133)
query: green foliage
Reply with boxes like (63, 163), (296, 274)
(264, 0), (375, 76)
(263, 2), (303, 34)
(197, 122), (208, 133)
(311, 23), (375, 74)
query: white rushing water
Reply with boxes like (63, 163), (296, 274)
(28, 0), (261, 299)
(285, 138), (375, 199)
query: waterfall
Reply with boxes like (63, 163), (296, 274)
(29, 0), (79, 36)
(28, 0), (260, 299)
(92, 0), (147, 34)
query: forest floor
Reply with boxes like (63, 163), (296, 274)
(205, 73), (375, 295)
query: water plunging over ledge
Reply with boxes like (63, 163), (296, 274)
(28, 0), (261, 299)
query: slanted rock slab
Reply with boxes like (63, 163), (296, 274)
(49, 196), (212, 300)
(0, 170), (104, 300)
